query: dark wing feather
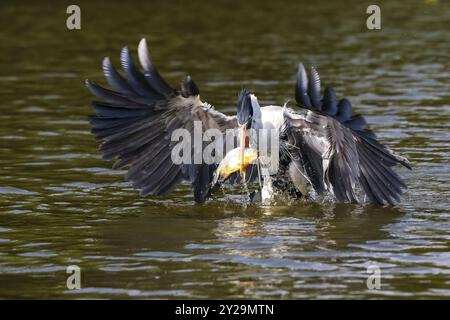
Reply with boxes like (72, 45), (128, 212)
(280, 120), (325, 194)
(102, 57), (135, 95)
(87, 38), (237, 203)
(137, 39), (176, 97)
(295, 63), (313, 109)
(120, 46), (159, 98)
(322, 86), (338, 116)
(283, 110), (410, 204)
(290, 63), (410, 204)
(335, 98), (352, 122)
(308, 66), (321, 109)
(294, 63), (370, 131)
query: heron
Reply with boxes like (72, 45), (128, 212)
(86, 38), (411, 205)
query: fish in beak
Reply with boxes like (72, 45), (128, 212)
(209, 89), (261, 192)
(213, 146), (258, 184)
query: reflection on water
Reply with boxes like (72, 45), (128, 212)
(0, 0), (449, 298)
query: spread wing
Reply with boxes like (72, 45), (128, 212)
(283, 64), (411, 205)
(86, 38), (237, 203)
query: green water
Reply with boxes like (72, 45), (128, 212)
(0, 0), (449, 299)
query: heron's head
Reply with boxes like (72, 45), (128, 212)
(237, 89), (262, 142)
(210, 90), (262, 187)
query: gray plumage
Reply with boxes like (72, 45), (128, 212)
(87, 38), (237, 203)
(86, 39), (411, 205)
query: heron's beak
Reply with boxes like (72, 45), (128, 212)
(239, 122), (250, 176)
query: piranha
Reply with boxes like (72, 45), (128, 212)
(212, 147), (258, 184)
